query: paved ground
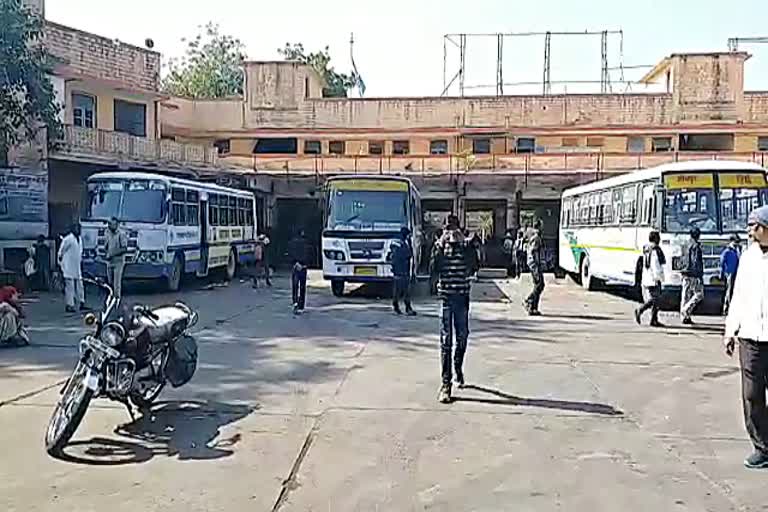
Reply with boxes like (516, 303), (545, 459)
(0, 271), (763, 511)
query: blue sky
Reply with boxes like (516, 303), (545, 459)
(47, 0), (768, 97)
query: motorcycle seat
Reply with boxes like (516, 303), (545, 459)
(138, 306), (189, 343)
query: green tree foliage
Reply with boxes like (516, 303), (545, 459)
(278, 43), (361, 98)
(162, 23), (246, 99)
(0, 0), (61, 167)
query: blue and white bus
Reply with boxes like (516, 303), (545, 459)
(81, 172), (257, 291)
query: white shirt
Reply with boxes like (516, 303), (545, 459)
(642, 246), (665, 287)
(725, 243), (768, 341)
(58, 233), (83, 279)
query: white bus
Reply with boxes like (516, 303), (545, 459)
(559, 160), (768, 294)
(321, 175), (424, 297)
(81, 172), (257, 291)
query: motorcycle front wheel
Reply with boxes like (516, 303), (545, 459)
(45, 361), (94, 456)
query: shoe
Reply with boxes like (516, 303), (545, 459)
(529, 310), (542, 317)
(406, 309), (417, 316)
(65, 306), (76, 313)
(682, 317), (693, 325)
(744, 451), (768, 469)
(455, 372), (465, 388)
(393, 307), (402, 315)
(79, 304), (89, 312)
(438, 384), (452, 404)
(292, 303), (299, 314)
(650, 321), (665, 328)
(634, 309), (642, 325)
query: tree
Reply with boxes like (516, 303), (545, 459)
(278, 43), (361, 98)
(0, 0), (61, 167)
(162, 23), (246, 99)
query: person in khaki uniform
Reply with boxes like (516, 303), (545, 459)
(104, 217), (128, 298)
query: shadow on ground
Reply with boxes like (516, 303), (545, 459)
(54, 400), (254, 465)
(454, 384), (623, 416)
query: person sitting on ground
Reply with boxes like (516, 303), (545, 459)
(0, 286), (29, 345)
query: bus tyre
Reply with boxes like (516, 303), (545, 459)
(226, 248), (237, 281)
(331, 279), (345, 297)
(167, 255), (183, 292)
(580, 256), (596, 291)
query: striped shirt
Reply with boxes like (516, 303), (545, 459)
(432, 234), (477, 296)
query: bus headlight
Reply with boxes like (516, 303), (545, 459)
(323, 250), (345, 261)
(136, 250), (164, 263)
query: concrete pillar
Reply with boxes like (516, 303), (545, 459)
(507, 192), (521, 232)
(456, 196), (466, 225)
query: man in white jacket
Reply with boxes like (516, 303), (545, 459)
(724, 205), (768, 469)
(634, 230), (666, 327)
(58, 223), (85, 313)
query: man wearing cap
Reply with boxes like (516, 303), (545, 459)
(389, 226), (416, 316)
(724, 205), (768, 469)
(720, 233), (742, 316)
(104, 217), (128, 299)
(679, 227), (704, 325)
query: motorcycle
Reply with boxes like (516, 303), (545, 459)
(45, 276), (199, 456)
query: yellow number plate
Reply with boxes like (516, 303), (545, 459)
(664, 173), (714, 190)
(354, 266), (377, 276)
(719, 173), (767, 189)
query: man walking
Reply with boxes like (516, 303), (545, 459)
(287, 230), (310, 314)
(524, 219), (545, 316)
(514, 228), (526, 280)
(33, 235), (51, 291)
(58, 223), (85, 313)
(104, 217), (128, 298)
(431, 214), (478, 404)
(680, 227), (704, 325)
(389, 227), (416, 316)
(503, 230), (515, 278)
(720, 233), (741, 315)
(635, 230), (666, 327)
(724, 205), (768, 469)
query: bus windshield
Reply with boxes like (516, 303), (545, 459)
(664, 188), (718, 233)
(719, 173), (768, 232)
(84, 179), (167, 224)
(326, 186), (408, 231)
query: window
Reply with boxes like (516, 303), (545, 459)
(627, 136), (645, 153)
(72, 93), (95, 129)
(430, 140), (448, 155)
(562, 137), (579, 147)
(368, 140), (384, 155)
(586, 137), (604, 148)
(254, 137), (298, 154)
(304, 140), (321, 155)
(329, 141), (345, 155)
(245, 200), (254, 226)
(393, 140), (410, 155)
(213, 140), (231, 155)
(515, 137), (536, 153)
(472, 138), (491, 154)
(678, 133), (734, 152)
(759, 136), (768, 152)
(619, 186), (638, 224)
(599, 190), (613, 225)
(172, 203), (186, 225)
(209, 194), (219, 226)
(186, 190), (199, 226)
(114, 100), (146, 137)
(651, 137), (673, 152)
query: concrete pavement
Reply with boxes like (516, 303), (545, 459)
(0, 272), (761, 511)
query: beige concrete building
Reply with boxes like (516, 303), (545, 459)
(159, 52), (768, 266)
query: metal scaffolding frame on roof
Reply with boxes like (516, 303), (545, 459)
(442, 29), (651, 97)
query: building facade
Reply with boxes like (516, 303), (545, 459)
(160, 52), (768, 266)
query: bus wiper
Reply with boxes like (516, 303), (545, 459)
(345, 214), (360, 223)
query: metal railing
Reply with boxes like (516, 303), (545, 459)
(55, 125), (219, 167)
(242, 151), (768, 176)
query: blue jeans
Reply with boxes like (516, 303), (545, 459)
(440, 294), (470, 385)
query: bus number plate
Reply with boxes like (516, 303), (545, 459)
(354, 266), (377, 276)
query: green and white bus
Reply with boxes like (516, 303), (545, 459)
(559, 160), (768, 293)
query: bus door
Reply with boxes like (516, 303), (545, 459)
(198, 192), (210, 277)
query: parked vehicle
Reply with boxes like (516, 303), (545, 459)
(45, 276), (199, 456)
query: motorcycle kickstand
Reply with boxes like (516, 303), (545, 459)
(118, 398), (136, 422)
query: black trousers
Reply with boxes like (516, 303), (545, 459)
(392, 276), (412, 311)
(525, 262), (545, 311)
(638, 285), (661, 324)
(739, 339), (768, 454)
(291, 266), (307, 309)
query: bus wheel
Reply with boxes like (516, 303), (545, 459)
(580, 256), (596, 291)
(225, 248), (237, 281)
(167, 255), (183, 292)
(331, 279), (345, 297)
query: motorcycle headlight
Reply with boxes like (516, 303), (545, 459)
(100, 322), (125, 347)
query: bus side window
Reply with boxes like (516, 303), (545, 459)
(171, 187), (186, 226)
(209, 194), (219, 226)
(187, 190), (199, 227)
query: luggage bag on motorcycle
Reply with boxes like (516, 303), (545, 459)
(166, 335), (198, 387)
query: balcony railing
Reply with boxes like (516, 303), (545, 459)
(238, 151), (768, 176)
(54, 125), (218, 168)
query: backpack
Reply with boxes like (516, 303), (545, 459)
(166, 335), (198, 387)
